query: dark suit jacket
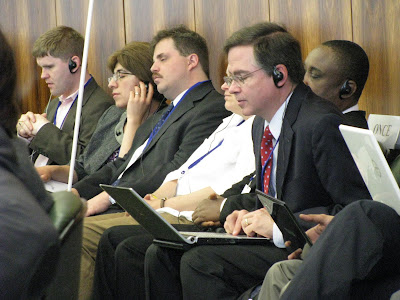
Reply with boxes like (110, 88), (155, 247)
(221, 83), (371, 228)
(0, 128), (58, 298)
(74, 80), (230, 199)
(30, 77), (113, 165)
(343, 110), (368, 129)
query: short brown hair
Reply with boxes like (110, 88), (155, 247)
(107, 41), (163, 101)
(150, 25), (209, 77)
(224, 22), (305, 84)
(0, 29), (19, 136)
(32, 26), (84, 61)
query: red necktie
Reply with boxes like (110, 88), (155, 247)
(261, 126), (274, 193)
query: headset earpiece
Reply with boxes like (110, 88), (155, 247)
(273, 66), (284, 88)
(68, 57), (78, 74)
(339, 80), (351, 99)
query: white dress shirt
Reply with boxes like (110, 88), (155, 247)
(157, 114), (256, 220)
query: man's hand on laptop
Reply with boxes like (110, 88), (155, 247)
(85, 191), (112, 217)
(224, 210), (249, 235)
(241, 208), (274, 238)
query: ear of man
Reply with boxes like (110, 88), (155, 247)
(273, 64), (288, 88)
(187, 53), (199, 71)
(68, 55), (80, 74)
(339, 79), (357, 100)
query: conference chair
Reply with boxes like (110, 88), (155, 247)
(29, 191), (86, 299)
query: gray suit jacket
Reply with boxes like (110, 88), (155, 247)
(74, 80), (230, 199)
(30, 77), (112, 165)
(74, 105), (125, 180)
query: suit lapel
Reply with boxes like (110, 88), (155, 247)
(61, 78), (96, 131)
(276, 83), (309, 199)
(140, 81), (213, 156)
(253, 116), (264, 190)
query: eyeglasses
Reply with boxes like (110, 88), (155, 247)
(223, 68), (263, 87)
(107, 71), (133, 83)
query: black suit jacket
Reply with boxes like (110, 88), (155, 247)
(343, 110), (368, 129)
(221, 83), (371, 228)
(74, 80), (230, 199)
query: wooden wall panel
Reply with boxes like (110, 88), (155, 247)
(270, 0), (352, 60)
(0, 0), (398, 117)
(56, 0), (125, 96)
(352, 0), (400, 116)
(195, 0), (270, 90)
(0, 0), (56, 113)
(124, 0), (195, 43)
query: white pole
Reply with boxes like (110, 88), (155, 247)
(67, 0), (95, 191)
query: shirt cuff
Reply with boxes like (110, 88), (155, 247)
(272, 223), (285, 248)
(220, 198), (227, 211)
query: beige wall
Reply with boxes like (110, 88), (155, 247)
(0, 0), (398, 116)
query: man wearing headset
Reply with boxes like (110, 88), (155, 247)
(303, 39), (369, 129)
(192, 40), (370, 231)
(142, 23), (372, 299)
(16, 26), (112, 166)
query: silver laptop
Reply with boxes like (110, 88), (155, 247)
(100, 184), (271, 250)
(339, 124), (400, 215)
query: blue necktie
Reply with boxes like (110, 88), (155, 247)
(111, 103), (175, 189)
(151, 103), (174, 138)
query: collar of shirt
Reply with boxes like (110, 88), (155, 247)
(342, 103), (359, 114)
(58, 89), (79, 104)
(171, 88), (188, 107)
(264, 91), (294, 140)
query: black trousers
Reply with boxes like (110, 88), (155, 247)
(281, 200), (400, 299)
(92, 225), (153, 300)
(92, 224), (201, 300)
(145, 242), (288, 299)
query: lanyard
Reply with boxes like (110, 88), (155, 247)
(186, 117), (245, 171)
(260, 136), (280, 192)
(188, 139), (224, 170)
(53, 77), (92, 128)
(145, 80), (210, 149)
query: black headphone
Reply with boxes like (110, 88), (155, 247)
(68, 57), (78, 73)
(272, 66), (284, 88)
(339, 79), (351, 99)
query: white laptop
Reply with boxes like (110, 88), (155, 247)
(339, 124), (400, 215)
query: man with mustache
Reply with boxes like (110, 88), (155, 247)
(75, 25), (229, 298)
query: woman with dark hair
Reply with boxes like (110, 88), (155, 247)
(37, 41), (165, 185)
(0, 29), (59, 298)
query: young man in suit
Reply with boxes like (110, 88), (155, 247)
(16, 26), (112, 166)
(143, 22), (371, 299)
(76, 25), (229, 298)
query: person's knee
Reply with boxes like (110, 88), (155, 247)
(181, 246), (218, 275)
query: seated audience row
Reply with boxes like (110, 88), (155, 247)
(37, 40), (166, 184)
(7, 19), (397, 300)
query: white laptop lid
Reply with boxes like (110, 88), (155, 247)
(339, 124), (400, 215)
